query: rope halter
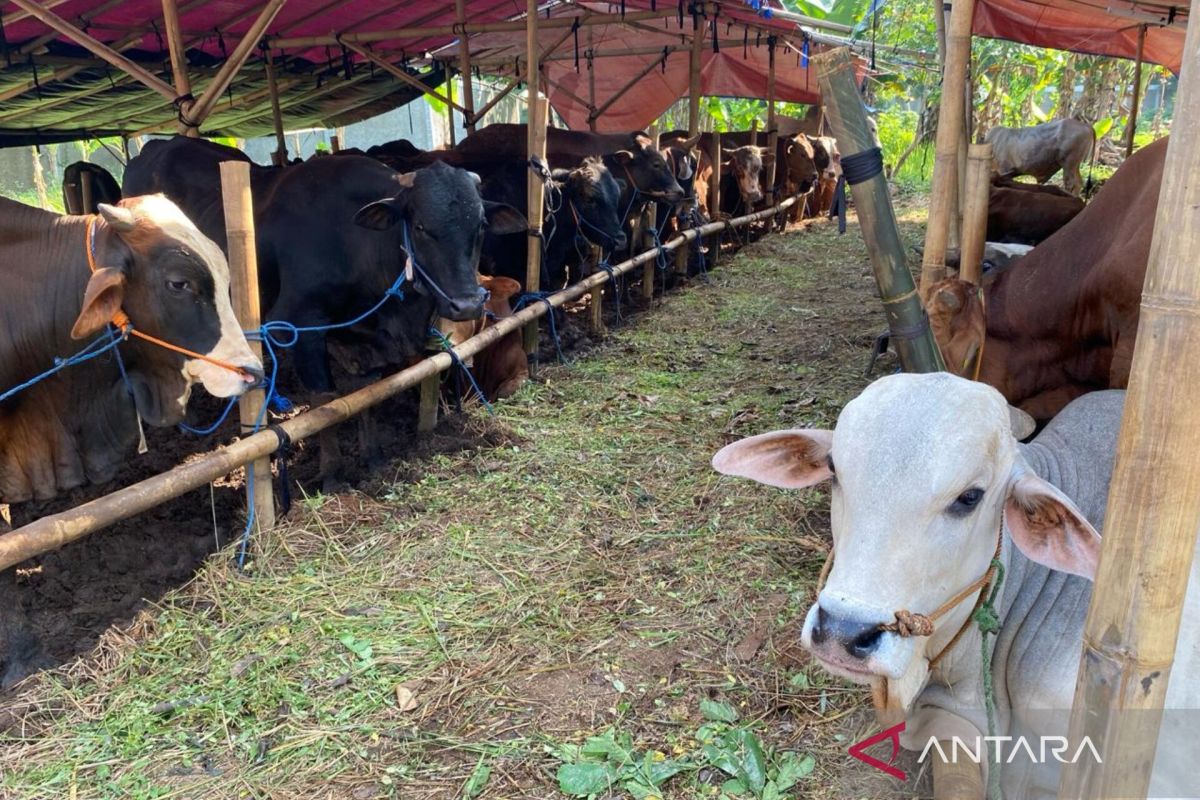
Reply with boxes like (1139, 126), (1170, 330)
(85, 215), (257, 382)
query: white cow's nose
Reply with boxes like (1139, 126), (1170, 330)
(811, 605), (886, 660)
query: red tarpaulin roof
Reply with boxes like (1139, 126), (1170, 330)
(973, 0), (1187, 71)
(0, 0), (844, 144)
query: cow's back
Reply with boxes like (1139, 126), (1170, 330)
(455, 124), (640, 170)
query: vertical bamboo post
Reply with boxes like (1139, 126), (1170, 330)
(80, 169), (94, 214)
(586, 26), (598, 133)
(446, 70), (457, 147)
(524, 1), (548, 364)
(688, 5), (703, 137)
(643, 134), (662, 303)
(765, 37), (779, 201)
(708, 130), (721, 267)
(161, 0), (197, 137)
(455, 0), (477, 134)
(1125, 24), (1147, 158)
(330, 134), (341, 153)
(265, 53), (287, 166)
(1060, 3), (1200, 793)
(920, 0), (975, 296)
(958, 142), (991, 286)
(219, 162), (274, 532)
(815, 48), (944, 373)
(417, 372), (440, 432)
(932, 752), (985, 798)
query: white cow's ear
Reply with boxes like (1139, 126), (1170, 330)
(1004, 472), (1101, 579)
(712, 429), (834, 489)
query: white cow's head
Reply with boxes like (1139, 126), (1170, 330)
(712, 373), (1101, 710)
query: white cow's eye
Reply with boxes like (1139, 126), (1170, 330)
(948, 487), (985, 516)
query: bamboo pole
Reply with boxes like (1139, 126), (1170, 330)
(417, 372), (440, 433)
(266, 54), (288, 166)
(455, 0), (477, 134)
(219, 162), (274, 533)
(1125, 24), (1147, 158)
(474, 76), (522, 126)
(160, 0), (196, 136)
(643, 131), (660, 302)
(816, 48), (944, 373)
(708, 131), (722, 267)
(932, 749), (985, 798)
(266, 10), (676, 49)
(341, 41), (468, 116)
(6, 0), (177, 101)
(920, 0), (975, 296)
(1060, 2), (1200, 793)
(188, 0), (288, 128)
(688, 7), (704, 137)
(765, 37), (779, 201)
(80, 169), (94, 215)
(0, 198), (796, 573)
(589, 52), (671, 124)
(524, 0), (548, 363)
(446, 71), (457, 147)
(958, 143), (991, 286)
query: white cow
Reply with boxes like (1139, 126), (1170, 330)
(713, 373), (1199, 798)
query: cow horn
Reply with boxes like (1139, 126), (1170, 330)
(395, 171), (417, 188)
(1008, 406), (1036, 440)
(98, 203), (136, 232)
(467, 171), (482, 185)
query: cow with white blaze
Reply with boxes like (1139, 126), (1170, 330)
(713, 373), (1199, 798)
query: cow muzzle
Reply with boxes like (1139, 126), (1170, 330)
(801, 597), (917, 683)
(438, 286), (488, 322)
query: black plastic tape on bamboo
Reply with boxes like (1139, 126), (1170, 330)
(572, 18), (581, 72)
(711, 8), (719, 52)
(662, 46), (669, 74)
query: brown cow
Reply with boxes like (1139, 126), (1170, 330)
(438, 276), (528, 401)
(987, 179), (1085, 245)
(1, 195), (263, 505)
(806, 135), (842, 219)
(927, 137), (1166, 420)
(985, 118), (1095, 196)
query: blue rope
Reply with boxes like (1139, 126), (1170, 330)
(513, 292), (568, 365)
(0, 326), (128, 405)
(596, 261), (623, 323)
(427, 327), (494, 415)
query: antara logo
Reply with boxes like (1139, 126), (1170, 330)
(848, 722), (907, 780)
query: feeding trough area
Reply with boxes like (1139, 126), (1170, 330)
(0, 0), (1197, 797)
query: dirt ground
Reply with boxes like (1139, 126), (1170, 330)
(0, 202), (938, 799)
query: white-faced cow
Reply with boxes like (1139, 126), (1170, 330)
(1, 195), (262, 506)
(985, 118), (1095, 197)
(713, 373), (1198, 798)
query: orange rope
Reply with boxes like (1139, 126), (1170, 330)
(85, 216), (253, 380)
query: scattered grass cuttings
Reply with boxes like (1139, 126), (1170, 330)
(1, 207), (933, 799)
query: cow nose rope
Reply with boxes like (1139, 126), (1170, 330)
(86, 216), (257, 382)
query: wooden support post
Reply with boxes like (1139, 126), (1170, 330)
(417, 373), (440, 433)
(642, 134), (659, 302)
(219, 162), (274, 534)
(958, 142), (991, 286)
(688, 6), (704, 136)
(586, 26), (598, 132)
(1060, 2), (1200, 792)
(330, 134), (341, 153)
(188, 0), (288, 128)
(524, 0), (548, 365)
(455, 0), (477, 134)
(920, 0), (975, 296)
(591, 241), (606, 335)
(160, 0), (196, 136)
(1125, 24), (1147, 158)
(80, 169), (94, 214)
(765, 37), (779, 199)
(708, 131), (722, 267)
(265, 53), (287, 166)
(816, 48), (944, 373)
(446, 70), (457, 147)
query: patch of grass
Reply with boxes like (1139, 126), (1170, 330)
(0, 208), (932, 799)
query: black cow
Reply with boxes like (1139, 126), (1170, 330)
(62, 162), (122, 214)
(481, 157), (627, 289)
(124, 137), (524, 480)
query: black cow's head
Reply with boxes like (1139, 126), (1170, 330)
(560, 157), (627, 253)
(610, 133), (685, 204)
(353, 161), (526, 321)
(74, 196), (263, 426)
